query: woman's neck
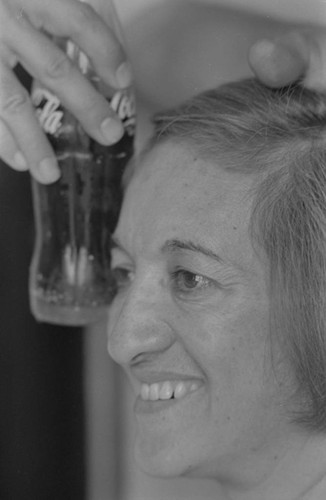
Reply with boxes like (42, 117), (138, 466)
(218, 431), (326, 500)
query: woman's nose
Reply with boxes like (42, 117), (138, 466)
(107, 278), (175, 366)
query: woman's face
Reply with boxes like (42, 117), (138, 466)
(107, 141), (293, 481)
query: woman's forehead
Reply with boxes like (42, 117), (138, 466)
(118, 142), (261, 272)
(129, 141), (253, 203)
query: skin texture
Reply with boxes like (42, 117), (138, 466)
(106, 141), (326, 499)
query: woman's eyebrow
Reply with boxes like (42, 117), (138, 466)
(162, 238), (243, 275)
(162, 239), (225, 264)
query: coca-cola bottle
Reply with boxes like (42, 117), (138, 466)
(29, 3), (135, 326)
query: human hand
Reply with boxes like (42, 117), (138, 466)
(0, 0), (132, 183)
(248, 29), (326, 91)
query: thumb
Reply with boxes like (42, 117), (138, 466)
(248, 30), (326, 91)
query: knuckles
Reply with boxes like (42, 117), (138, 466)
(72, 2), (97, 33)
(43, 53), (73, 80)
(0, 87), (30, 115)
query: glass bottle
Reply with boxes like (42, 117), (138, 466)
(29, 2), (135, 326)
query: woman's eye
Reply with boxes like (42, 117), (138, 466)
(171, 269), (213, 294)
(111, 267), (134, 290)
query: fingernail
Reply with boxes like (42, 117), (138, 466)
(14, 151), (28, 170)
(101, 117), (123, 144)
(39, 157), (60, 183)
(115, 61), (133, 88)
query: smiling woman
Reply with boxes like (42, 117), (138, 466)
(150, 79), (326, 432)
(107, 78), (326, 500)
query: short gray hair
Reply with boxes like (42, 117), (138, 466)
(143, 79), (326, 431)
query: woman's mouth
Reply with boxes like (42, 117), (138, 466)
(140, 380), (202, 402)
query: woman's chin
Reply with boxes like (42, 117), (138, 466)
(134, 439), (193, 479)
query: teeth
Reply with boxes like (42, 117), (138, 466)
(140, 380), (200, 401)
(174, 382), (187, 399)
(140, 384), (150, 400)
(160, 381), (173, 400)
(149, 383), (159, 401)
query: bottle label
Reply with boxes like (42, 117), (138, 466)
(66, 40), (89, 75)
(32, 88), (64, 135)
(110, 91), (136, 136)
(32, 86), (136, 137)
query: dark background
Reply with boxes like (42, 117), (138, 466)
(0, 66), (85, 500)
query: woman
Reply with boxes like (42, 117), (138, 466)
(1, 0), (326, 183)
(107, 78), (326, 500)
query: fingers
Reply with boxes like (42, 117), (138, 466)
(249, 29), (326, 92)
(4, 1), (125, 146)
(248, 34), (308, 88)
(29, 0), (133, 90)
(9, 19), (124, 146)
(0, 0), (133, 183)
(0, 119), (28, 171)
(0, 62), (60, 183)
